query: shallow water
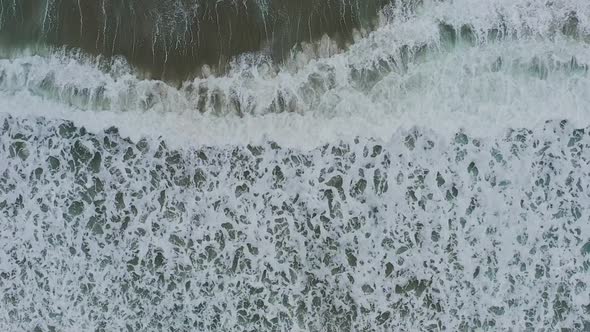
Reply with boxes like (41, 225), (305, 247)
(1, 0), (590, 331)
(0, 0), (389, 80)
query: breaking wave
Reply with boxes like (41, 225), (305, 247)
(1, 0), (590, 330)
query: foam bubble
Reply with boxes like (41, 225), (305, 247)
(1, 0), (590, 330)
(0, 0), (589, 149)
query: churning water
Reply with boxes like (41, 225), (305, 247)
(1, 0), (590, 331)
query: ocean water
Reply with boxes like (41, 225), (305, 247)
(1, 0), (590, 331)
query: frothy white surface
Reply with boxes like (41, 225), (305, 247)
(1, 1), (590, 331)
(0, 0), (589, 148)
(1, 114), (589, 331)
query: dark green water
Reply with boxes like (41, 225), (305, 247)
(0, 0), (391, 80)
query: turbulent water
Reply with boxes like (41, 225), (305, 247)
(1, 0), (590, 331)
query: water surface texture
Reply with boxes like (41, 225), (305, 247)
(1, 0), (590, 331)
(0, 0), (388, 80)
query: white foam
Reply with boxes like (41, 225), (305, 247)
(2, 1), (590, 330)
(1, 39), (589, 149)
(0, 0), (589, 149)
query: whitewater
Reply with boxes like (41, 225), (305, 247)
(1, 0), (590, 331)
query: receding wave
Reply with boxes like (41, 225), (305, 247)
(1, 0), (590, 331)
(1, 115), (590, 330)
